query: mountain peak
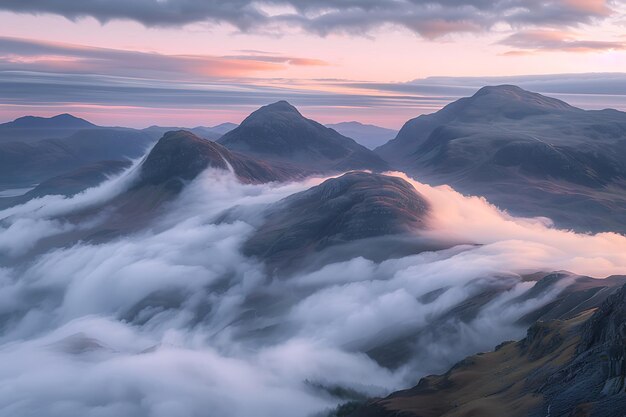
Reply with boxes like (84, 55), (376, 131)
(244, 171), (430, 268)
(137, 130), (229, 188)
(474, 84), (525, 96)
(253, 100), (301, 116)
(218, 101), (389, 172)
(470, 84), (574, 112)
(137, 130), (300, 189)
(2, 113), (96, 129)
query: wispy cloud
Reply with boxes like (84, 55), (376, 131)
(1, 36), (625, 127)
(500, 30), (625, 54)
(0, 36), (328, 79)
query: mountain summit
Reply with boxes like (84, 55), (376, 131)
(375, 85), (626, 232)
(136, 130), (300, 189)
(1, 113), (96, 129)
(218, 101), (388, 172)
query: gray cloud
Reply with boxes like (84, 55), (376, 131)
(0, 0), (617, 38)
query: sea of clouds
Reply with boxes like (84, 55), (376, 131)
(0, 160), (625, 417)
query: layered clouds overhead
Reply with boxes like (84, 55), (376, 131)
(0, 0), (617, 36)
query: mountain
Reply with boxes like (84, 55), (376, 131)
(349, 281), (626, 417)
(2, 131), (306, 254)
(135, 130), (301, 190)
(326, 121), (398, 150)
(376, 85), (626, 233)
(0, 113), (98, 142)
(218, 101), (389, 172)
(208, 122), (238, 135)
(142, 123), (238, 141)
(243, 171), (437, 271)
(0, 113), (95, 130)
(0, 128), (155, 190)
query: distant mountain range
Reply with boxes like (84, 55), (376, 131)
(326, 121), (398, 150)
(142, 122), (238, 141)
(1, 113), (95, 130)
(218, 101), (389, 172)
(3, 87), (626, 235)
(0, 113), (97, 142)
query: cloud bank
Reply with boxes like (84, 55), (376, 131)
(0, 164), (625, 417)
(0, 0), (616, 38)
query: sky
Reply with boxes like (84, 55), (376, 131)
(0, 0), (625, 128)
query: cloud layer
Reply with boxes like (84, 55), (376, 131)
(1, 161), (626, 416)
(0, 36), (326, 80)
(0, 0), (616, 38)
(501, 29), (625, 53)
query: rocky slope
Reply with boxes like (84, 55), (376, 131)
(376, 85), (626, 233)
(243, 172), (430, 270)
(349, 281), (626, 417)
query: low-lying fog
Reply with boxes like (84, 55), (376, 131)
(1, 159), (625, 417)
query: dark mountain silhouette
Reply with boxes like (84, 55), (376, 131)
(376, 85), (626, 233)
(1, 113), (96, 129)
(142, 123), (238, 142)
(326, 121), (398, 150)
(209, 122), (238, 135)
(136, 130), (301, 190)
(0, 113), (98, 142)
(349, 278), (626, 417)
(0, 128), (155, 189)
(218, 101), (389, 172)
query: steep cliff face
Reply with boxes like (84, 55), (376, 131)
(349, 283), (626, 417)
(538, 287), (626, 417)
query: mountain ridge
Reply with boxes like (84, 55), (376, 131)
(0, 113), (96, 129)
(375, 84), (626, 233)
(218, 101), (389, 172)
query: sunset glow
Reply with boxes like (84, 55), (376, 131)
(0, 1), (624, 127)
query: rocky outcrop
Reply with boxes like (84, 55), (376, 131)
(349, 282), (626, 417)
(538, 286), (626, 417)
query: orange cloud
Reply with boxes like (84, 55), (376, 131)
(0, 36), (328, 79)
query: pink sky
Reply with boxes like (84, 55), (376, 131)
(0, 1), (624, 128)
